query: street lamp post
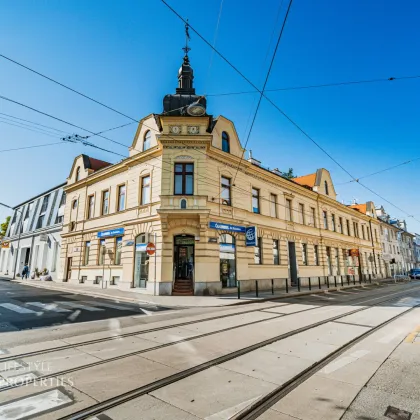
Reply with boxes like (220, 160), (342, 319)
(0, 202), (23, 280)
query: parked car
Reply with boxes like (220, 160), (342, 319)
(409, 269), (420, 279)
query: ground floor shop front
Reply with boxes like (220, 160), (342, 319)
(60, 216), (385, 296)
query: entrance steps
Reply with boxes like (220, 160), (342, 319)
(172, 279), (194, 296)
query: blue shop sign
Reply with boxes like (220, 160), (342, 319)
(97, 227), (125, 238)
(245, 226), (257, 247)
(209, 222), (246, 233)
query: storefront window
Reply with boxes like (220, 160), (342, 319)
(273, 239), (279, 265)
(134, 233), (149, 288)
(115, 236), (122, 265)
(220, 234), (236, 288)
(254, 237), (262, 264)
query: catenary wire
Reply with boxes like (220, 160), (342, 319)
(161, 1), (420, 224)
(206, 75), (420, 96)
(0, 118), (64, 138)
(232, 0), (293, 183)
(0, 111), (71, 133)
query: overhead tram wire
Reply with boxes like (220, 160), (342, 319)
(161, 1), (420, 225)
(0, 118), (64, 139)
(206, 74), (420, 97)
(336, 157), (420, 185)
(2, 24), (417, 223)
(232, 0), (293, 184)
(0, 142), (69, 153)
(0, 111), (71, 133)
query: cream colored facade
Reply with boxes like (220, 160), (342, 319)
(59, 112), (385, 295)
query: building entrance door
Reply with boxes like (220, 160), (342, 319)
(288, 241), (298, 285)
(173, 235), (194, 295)
(65, 257), (72, 282)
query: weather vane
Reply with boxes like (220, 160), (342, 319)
(182, 19), (191, 59)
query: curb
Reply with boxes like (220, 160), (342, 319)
(3, 278), (404, 308)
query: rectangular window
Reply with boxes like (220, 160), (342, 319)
(56, 215), (64, 224)
(285, 199), (292, 221)
(367, 227), (370, 241)
(115, 236), (123, 265)
(375, 229), (378, 242)
(252, 188), (260, 214)
(361, 224), (366, 240)
(302, 243), (308, 265)
(299, 203), (305, 225)
(270, 194), (277, 218)
(254, 237), (262, 264)
(111, 276), (120, 285)
(59, 192), (66, 207)
(335, 248), (340, 274)
(273, 239), (279, 265)
(311, 207), (316, 227)
(88, 195), (95, 219)
(331, 214), (336, 231)
(221, 177), (231, 206)
(84, 241), (90, 266)
(314, 244), (319, 266)
(80, 276), (87, 284)
(118, 185), (126, 211)
(98, 239), (106, 265)
(353, 222), (359, 238)
(339, 217), (343, 234)
(323, 211), (328, 230)
(102, 190), (109, 215)
(326, 246), (332, 275)
(174, 163), (194, 195)
(36, 215), (44, 229)
(141, 175), (151, 205)
(94, 276), (103, 285)
(51, 241), (59, 272)
(346, 219), (351, 236)
(40, 194), (50, 213)
(393, 245), (396, 254)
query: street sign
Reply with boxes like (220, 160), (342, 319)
(245, 226), (257, 247)
(146, 242), (156, 255)
(97, 227), (124, 238)
(209, 221), (246, 233)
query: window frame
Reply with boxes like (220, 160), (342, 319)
(299, 203), (305, 225)
(252, 188), (260, 214)
(314, 244), (319, 266)
(339, 217), (343, 234)
(273, 239), (280, 265)
(324, 180), (329, 195)
(98, 239), (106, 265)
(346, 219), (351, 236)
(83, 241), (91, 266)
(141, 175), (151, 205)
(254, 237), (263, 265)
(323, 210), (328, 230)
(143, 130), (151, 151)
(221, 176), (232, 206)
(311, 207), (316, 227)
(117, 184), (126, 212)
(302, 243), (308, 265)
(75, 166), (80, 182)
(174, 163), (194, 196)
(87, 194), (95, 219)
(101, 190), (110, 216)
(115, 236), (123, 265)
(285, 199), (292, 221)
(270, 194), (277, 218)
(331, 213), (336, 231)
(222, 131), (230, 153)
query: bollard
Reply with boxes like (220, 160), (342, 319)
(347, 275), (350, 286)
(255, 280), (259, 297)
(369, 274), (372, 284)
(353, 275), (356, 285)
(318, 276), (321, 289)
(341, 276), (344, 287)
(359, 275), (362, 285)
(334, 276), (337, 287)
(309, 277), (312, 291)
(326, 276), (330, 288)
(271, 279), (274, 295)
(237, 280), (240, 299)
(285, 278), (289, 293)
(297, 277), (301, 292)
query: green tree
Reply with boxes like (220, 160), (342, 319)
(282, 168), (296, 179)
(0, 216), (10, 238)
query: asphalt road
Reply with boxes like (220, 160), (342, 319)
(0, 280), (172, 332)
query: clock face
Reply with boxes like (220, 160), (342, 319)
(187, 126), (199, 135)
(170, 125), (181, 135)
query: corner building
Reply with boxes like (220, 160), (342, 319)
(59, 54), (384, 295)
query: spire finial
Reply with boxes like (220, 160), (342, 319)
(182, 19), (191, 62)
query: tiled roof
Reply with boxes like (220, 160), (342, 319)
(293, 173), (316, 188)
(350, 204), (367, 214)
(81, 155), (112, 172)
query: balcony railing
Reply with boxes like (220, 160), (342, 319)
(159, 195), (208, 211)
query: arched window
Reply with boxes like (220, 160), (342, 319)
(134, 233), (149, 288)
(324, 180), (329, 195)
(143, 130), (151, 151)
(222, 131), (230, 153)
(75, 167), (80, 182)
(72, 199), (78, 209)
(180, 198), (187, 209)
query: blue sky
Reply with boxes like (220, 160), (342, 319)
(1, 0), (419, 232)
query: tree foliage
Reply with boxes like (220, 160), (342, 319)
(282, 168), (296, 179)
(0, 216), (11, 238)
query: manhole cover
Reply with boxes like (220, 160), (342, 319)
(385, 405), (412, 420)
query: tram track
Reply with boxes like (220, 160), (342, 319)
(51, 283), (420, 420)
(0, 281), (410, 365)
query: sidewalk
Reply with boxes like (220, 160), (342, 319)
(0, 276), (406, 308)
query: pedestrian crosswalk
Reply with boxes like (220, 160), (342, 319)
(0, 300), (138, 315)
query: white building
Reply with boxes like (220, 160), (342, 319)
(0, 183), (66, 280)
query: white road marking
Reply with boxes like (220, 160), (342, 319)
(84, 301), (134, 311)
(205, 395), (262, 419)
(320, 356), (355, 374)
(139, 308), (154, 316)
(0, 388), (73, 419)
(26, 302), (71, 313)
(0, 303), (39, 314)
(377, 330), (403, 344)
(350, 349), (370, 358)
(55, 301), (103, 311)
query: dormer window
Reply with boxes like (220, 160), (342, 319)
(75, 167), (80, 182)
(222, 132), (230, 153)
(324, 180), (329, 195)
(143, 130), (151, 151)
